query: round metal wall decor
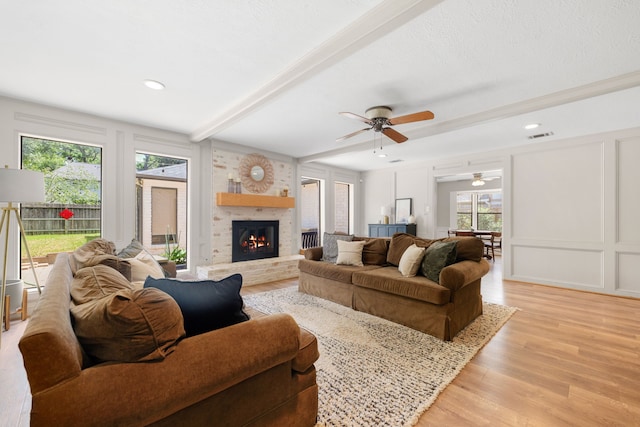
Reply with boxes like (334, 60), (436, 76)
(239, 153), (274, 193)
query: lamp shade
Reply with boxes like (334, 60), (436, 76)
(0, 167), (45, 203)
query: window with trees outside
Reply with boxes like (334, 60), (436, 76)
(136, 152), (188, 268)
(21, 136), (102, 284)
(456, 190), (502, 231)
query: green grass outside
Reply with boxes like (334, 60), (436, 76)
(23, 233), (101, 258)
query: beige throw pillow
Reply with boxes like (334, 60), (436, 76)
(336, 240), (366, 267)
(398, 244), (426, 277)
(126, 250), (166, 283)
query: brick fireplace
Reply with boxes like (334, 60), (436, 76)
(197, 147), (301, 286)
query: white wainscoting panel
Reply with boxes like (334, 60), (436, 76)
(511, 245), (603, 289)
(511, 141), (604, 243)
(617, 137), (640, 244)
(617, 252), (640, 294)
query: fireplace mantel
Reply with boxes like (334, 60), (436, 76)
(216, 192), (295, 208)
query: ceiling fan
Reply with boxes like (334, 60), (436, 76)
(471, 172), (500, 186)
(337, 106), (434, 143)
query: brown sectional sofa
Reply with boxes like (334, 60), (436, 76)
(20, 250), (319, 426)
(299, 233), (490, 340)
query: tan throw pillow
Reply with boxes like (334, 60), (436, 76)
(70, 287), (185, 363)
(397, 244), (426, 277)
(336, 240), (366, 267)
(71, 265), (134, 305)
(126, 250), (166, 283)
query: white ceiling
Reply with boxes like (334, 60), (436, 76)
(2, 0), (640, 171)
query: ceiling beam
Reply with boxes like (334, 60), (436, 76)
(189, 0), (444, 142)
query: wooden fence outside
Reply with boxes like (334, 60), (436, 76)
(20, 203), (100, 235)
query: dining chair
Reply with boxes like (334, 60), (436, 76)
(484, 232), (502, 260)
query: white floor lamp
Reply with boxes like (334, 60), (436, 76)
(0, 166), (45, 343)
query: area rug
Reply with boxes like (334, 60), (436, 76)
(243, 287), (517, 427)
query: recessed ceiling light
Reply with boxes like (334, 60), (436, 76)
(377, 153), (388, 158)
(143, 79), (165, 90)
(524, 123), (540, 130)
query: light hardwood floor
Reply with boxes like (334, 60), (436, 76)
(1, 259), (639, 426)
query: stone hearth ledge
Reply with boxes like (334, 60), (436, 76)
(197, 255), (303, 286)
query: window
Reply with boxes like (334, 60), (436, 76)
(136, 153), (188, 267)
(456, 192), (472, 229)
(21, 136), (102, 284)
(456, 190), (502, 231)
(300, 177), (322, 249)
(334, 182), (351, 234)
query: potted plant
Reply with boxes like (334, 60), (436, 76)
(164, 230), (187, 270)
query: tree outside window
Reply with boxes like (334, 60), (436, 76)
(456, 191), (502, 231)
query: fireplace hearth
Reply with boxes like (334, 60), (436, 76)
(232, 220), (279, 262)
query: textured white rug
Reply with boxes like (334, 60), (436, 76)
(243, 287), (517, 427)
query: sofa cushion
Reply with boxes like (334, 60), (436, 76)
(321, 232), (354, 263)
(386, 233), (433, 266)
(362, 238), (389, 265)
(421, 241), (458, 283)
(352, 267), (451, 305)
(96, 256), (132, 281)
(118, 238), (170, 280)
(70, 238), (117, 274)
(71, 264), (134, 305)
(398, 244), (426, 277)
(304, 246), (323, 261)
(116, 238), (146, 258)
(442, 236), (484, 262)
(298, 259), (382, 284)
(70, 287), (185, 363)
(144, 274), (250, 337)
(336, 240), (366, 267)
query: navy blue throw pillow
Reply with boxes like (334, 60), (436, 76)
(144, 274), (250, 337)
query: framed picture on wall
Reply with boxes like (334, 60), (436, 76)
(395, 198), (412, 224)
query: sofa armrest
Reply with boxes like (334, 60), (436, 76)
(439, 259), (490, 292)
(304, 246), (323, 260)
(156, 259), (177, 278)
(30, 313), (310, 427)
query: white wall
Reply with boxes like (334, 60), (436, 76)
(0, 96), (207, 276)
(4, 95), (639, 297)
(362, 127), (640, 298)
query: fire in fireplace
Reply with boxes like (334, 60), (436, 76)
(232, 220), (279, 262)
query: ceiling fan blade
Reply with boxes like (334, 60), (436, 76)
(388, 110), (434, 125)
(339, 111), (373, 124)
(382, 127), (408, 143)
(336, 127), (371, 142)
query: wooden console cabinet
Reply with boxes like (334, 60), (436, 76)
(368, 223), (416, 237)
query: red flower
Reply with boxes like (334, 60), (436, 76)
(59, 209), (74, 220)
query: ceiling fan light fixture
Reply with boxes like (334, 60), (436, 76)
(365, 106), (393, 120)
(472, 173), (485, 186)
